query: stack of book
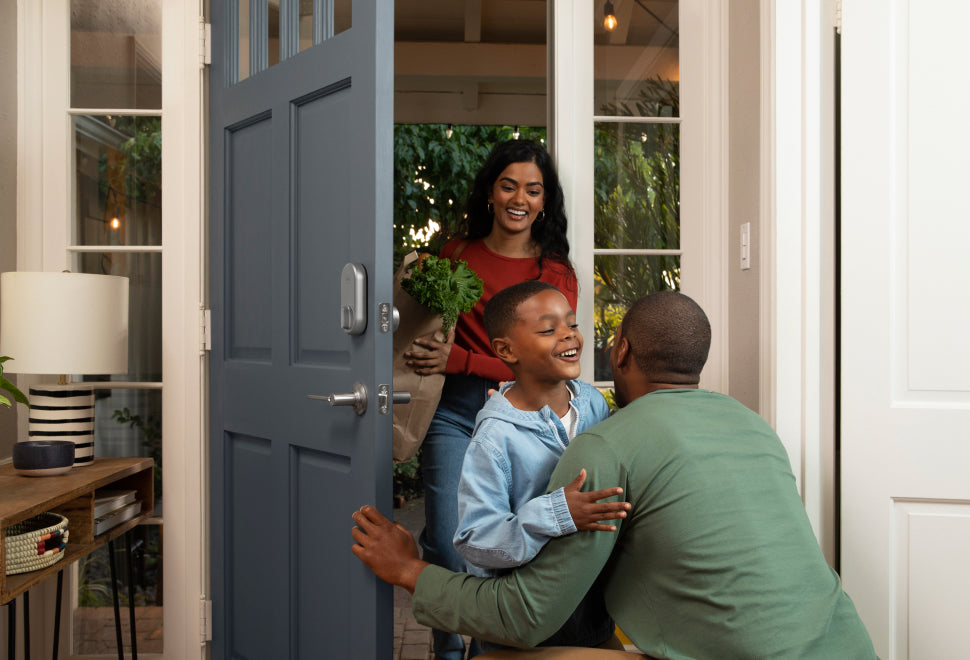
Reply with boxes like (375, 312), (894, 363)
(93, 489), (143, 535)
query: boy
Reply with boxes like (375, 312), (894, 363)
(452, 280), (630, 651)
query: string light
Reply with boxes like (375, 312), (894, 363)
(445, 124), (453, 139)
(604, 1), (618, 31)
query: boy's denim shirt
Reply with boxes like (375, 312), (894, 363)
(453, 379), (610, 577)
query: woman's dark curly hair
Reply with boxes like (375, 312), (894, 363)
(458, 139), (572, 273)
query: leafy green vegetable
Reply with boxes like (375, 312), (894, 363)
(401, 255), (483, 335)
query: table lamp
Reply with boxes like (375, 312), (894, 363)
(0, 271), (129, 466)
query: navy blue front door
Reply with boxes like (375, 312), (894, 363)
(208, 2), (394, 657)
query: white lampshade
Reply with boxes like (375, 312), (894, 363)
(1, 271), (129, 468)
(0, 271), (129, 375)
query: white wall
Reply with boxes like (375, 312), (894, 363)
(0, 0), (18, 460)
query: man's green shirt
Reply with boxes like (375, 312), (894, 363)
(413, 389), (876, 659)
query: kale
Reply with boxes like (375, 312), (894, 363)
(400, 255), (483, 335)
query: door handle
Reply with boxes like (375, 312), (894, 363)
(308, 382), (367, 416)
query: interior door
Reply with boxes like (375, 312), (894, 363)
(840, 1), (970, 658)
(208, 1), (394, 658)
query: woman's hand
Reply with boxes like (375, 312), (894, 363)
(404, 328), (454, 375)
(564, 469), (631, 532)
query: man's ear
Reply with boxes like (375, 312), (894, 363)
(491, 337), (517, 364)
(613, 336), (632, 370)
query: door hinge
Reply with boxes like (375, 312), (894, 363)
(200, 596), (213, 643)
(200, 306), (212, 353)
(199, 19), (212, 67)
(834, 0), (842, 34)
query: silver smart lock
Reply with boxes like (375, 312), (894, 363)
(340, 262), (367, 335)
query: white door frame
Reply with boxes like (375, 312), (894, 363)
(759, 0), (838, 561)
(16, 1), (206, 657)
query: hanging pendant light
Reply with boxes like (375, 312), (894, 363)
(604, 1), (618, 31)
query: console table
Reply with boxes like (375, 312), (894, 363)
(1, 457), (154, 658)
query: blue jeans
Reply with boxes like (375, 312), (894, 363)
(420, 374), (494, 660)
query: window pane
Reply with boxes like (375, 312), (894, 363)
(70, 0), (162, 109)
(594, 120), (680, 249)
(593, 254), (680, 381)
(75, 115), (162, 247)
(240, 0), (352, 82)
(77, 252), (162, 382)
(95, 388), (162, 502)
(594, 0), (678, 117)
(299, 0), (314, 52)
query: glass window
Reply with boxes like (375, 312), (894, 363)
(238, 0), (352, 83)
(74, 116), (162, 247)
(594, 0), (679, 117)
(70, 5), (164, 652)
(593, 0), (681, 384)
(70, 0), (162, 109)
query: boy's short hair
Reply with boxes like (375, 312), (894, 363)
(484, 281), (562, 342)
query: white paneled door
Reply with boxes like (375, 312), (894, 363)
(840, 1), (970, 658)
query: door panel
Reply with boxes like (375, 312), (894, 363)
(209, 1), (394, 657)
(840, 1), (970, 658)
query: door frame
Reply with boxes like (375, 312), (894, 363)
(758, 0), (839, 563)
(15, 0), (207, 657)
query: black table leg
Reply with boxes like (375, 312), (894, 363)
(7, 598), (14, 660)
(108, 539), (124, 660)
(53, 570), (63, 660)
(125, 533), (138, 660)
(23, 590), (29, 660)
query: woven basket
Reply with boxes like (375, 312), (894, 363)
(5, 512), (69, 576)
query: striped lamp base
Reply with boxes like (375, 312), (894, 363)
(28, 386), (95, 466)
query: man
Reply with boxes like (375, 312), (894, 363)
(353, 291), (876, 659)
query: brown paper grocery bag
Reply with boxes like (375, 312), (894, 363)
(392, 251), (450, 462)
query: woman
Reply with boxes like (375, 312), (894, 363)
(404, 139), (578, 660)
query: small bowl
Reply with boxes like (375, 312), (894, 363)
(13, 441), (76, 477)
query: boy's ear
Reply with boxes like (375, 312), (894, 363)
(491, 336), (517, 364)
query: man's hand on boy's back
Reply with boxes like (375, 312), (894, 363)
(563, 469), (631, 532)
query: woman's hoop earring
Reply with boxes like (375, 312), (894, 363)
(535, 209), (545, 222)
(487, 202), (494, 215)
